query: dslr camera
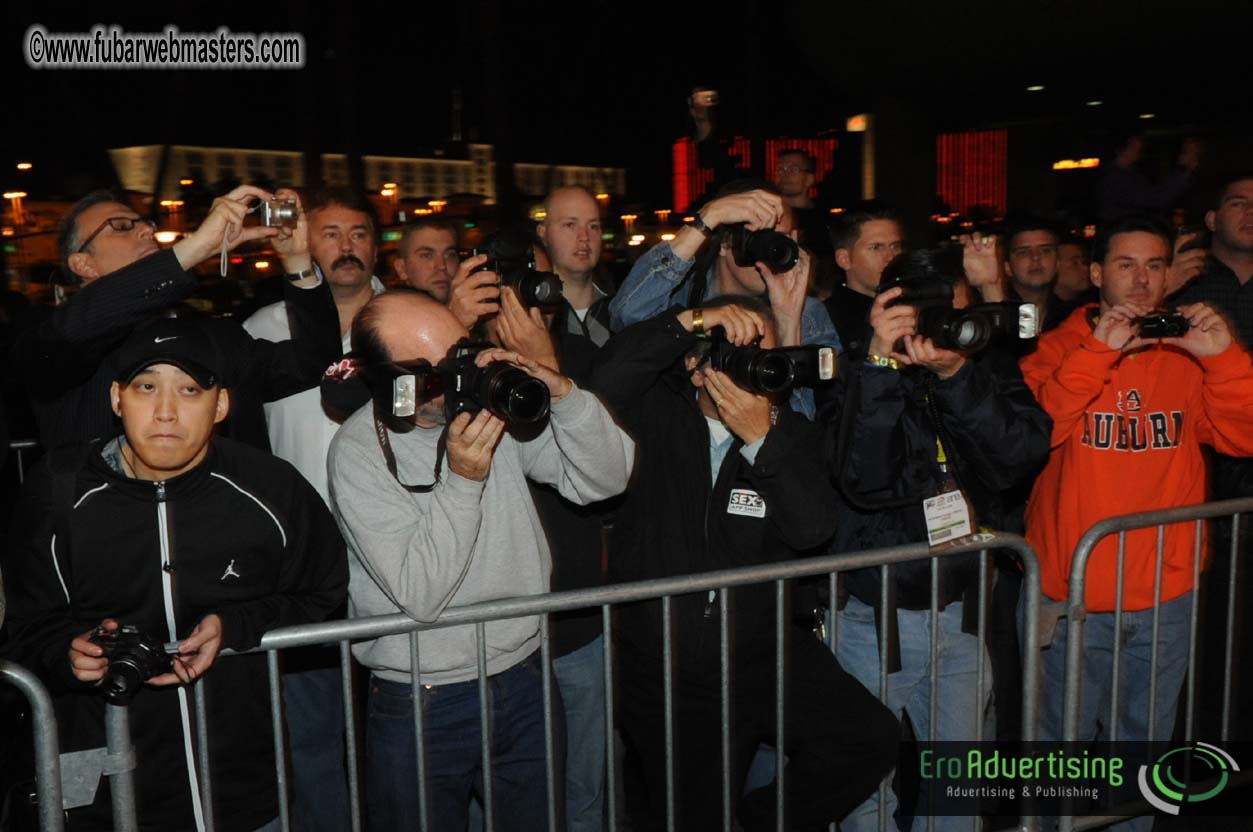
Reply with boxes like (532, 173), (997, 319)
(726, 225), (800, 274)
(701, 328), (836, 394)
(258, 198), (298, 229)
(877, 248), (1039, 353)
(1136, 310), (1190, 338)
(89, 624), (179, 705)
(391, 339), (551, 426)
(470, 231), (564, 309)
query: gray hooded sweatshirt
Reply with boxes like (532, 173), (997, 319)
(328, 386), (634, 685)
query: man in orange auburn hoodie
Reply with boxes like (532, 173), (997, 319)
(1022, 215), (1253, 759)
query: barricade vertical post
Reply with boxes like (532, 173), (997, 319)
(1109, 532), (1126, 743)
(193, 681), (215, 832)
(927, 557), (938, 832)
(1223, 513), (1241, 743)
(408, 632), (430, 832)
(662, 595), (676, 832)
(540, 615), (557, 832)
(774, 579), (786, 832)
(1147, 525), (1165, 743)
(475, 622), (494, 832)
(339, 640), (362, 832)
(719, 587), (732, 832)
(1019, 545), (1042, 832)
(1185, 520), (1202, 742)
(104, 704), (139, 832)
(267, 650), (290, 832)
(878, 564), (889, 832)
(603, 605), (618, 832)
(827, 572), (839, 653)
(0, 660), (66, 832)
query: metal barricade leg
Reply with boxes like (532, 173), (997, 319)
(0, 661), (66, 832)
(267, 651), (291, 832)
(104, 704), (139, 832)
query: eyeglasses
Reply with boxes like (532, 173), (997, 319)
(77, 216), (158, 253)
(777, 164), (813, 175)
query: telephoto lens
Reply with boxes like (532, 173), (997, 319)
(511, 269), (565, 308)
(469, 362), (551, 424)
(715, 346), (796, 394)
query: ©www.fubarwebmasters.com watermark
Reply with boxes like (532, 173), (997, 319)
(23, 24), (305, 69)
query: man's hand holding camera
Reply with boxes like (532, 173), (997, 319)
(1163, 303), (1232, 357)
(172, 184), (281, 271)
(676, 305), (767, 344)
(868, 287), (967, 379)
(671, 189), (784, 260)
(957, 233), (1005, 302)
(270, 188), (314, 276)
(702, 368), (773, 445)
(69, 614), (224, 687)
(448, 254), (501, 329)
(494, 287), (559, 370)
(763, 237), (810, 347)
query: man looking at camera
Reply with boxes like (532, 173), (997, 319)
(393, 215), (462, 302)
(1, 317), (347, 832)
(1021, 216), (1253, 771)
(328, 289), (633, 832)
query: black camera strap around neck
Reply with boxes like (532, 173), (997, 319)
(373, 413), (447, 493)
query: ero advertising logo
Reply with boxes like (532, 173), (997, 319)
(1138, 743), (1239, 815)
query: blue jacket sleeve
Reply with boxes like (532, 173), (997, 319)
(609, 242), (695, 330)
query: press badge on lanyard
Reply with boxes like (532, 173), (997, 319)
(922, 436), (975, 548)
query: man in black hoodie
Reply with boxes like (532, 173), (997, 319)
(591, 297), (897, 831)
(1, 317), (347, 831)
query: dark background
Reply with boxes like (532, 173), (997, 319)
(2, 0), (1251, 208)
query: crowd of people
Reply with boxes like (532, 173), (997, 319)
(0, 135), (1251, 832)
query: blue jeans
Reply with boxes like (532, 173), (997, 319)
(553, 635), (606, 832)
(366, 651), (564, 832)
(282, 665), (350, 832)
(1036, 592), (1194, 832)
(839, 597), (992, 832)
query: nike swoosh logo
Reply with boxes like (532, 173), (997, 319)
(153, 336), (179, 343)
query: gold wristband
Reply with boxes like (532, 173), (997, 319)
(691, 308), (704, 335)
(865, 353), (900, 371)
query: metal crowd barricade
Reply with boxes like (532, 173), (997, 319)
(1059, 497), (1253, 832)
(0, 660), (65, 832)
(6, 534), (1044, 832)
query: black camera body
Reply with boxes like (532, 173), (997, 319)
(436, 339), (551, 425)
(89, 625), (178, 705)
(470, 246), (564, 309)
(880, 278), (1039, 353)
(726, 226), (800, 274)
(1136, 311), (1190, 339)
(703, 329), (836, 394)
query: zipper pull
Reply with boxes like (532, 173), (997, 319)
(155, 482), (166, 501)
(703, 590), (716, 619)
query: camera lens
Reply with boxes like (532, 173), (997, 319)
(517, 271), (564, 307)
(478, 364), (551, 424)
(749, 352), (795, 394)
(943, 312), (991, 353)
(742, 230), (800, 273)
(103, 661), (145, 705)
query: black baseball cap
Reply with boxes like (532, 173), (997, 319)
(113, 318), (221, 389)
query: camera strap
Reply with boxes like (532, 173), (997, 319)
(373, 413), (447, 493)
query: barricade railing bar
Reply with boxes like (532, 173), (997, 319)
(1059, 497), (1253, 832)
(0, 660), (65, 832)
(4, 533), (1044, 832)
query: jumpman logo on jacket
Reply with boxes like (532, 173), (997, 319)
(221, 559), (241, 581)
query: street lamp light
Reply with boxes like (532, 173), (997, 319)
(16, 163), (32, 171)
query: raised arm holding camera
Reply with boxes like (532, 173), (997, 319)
(10, 184), (341, 453)
(326, 288), (633, 832)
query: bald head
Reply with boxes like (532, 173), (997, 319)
(538, 186), (602, 280)
(355, 289), (469, 366)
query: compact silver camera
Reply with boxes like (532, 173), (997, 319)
(259, 198), (298, 229)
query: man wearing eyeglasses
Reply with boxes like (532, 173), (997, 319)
(774, 148), (834, 285)
(9, 185), (340, 453)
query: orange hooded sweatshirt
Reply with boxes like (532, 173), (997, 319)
(1021, 305), (1253, 611)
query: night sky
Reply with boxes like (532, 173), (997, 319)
(3, 0), (1251, 207)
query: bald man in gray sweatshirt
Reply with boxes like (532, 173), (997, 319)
(327, 289), (633, 832)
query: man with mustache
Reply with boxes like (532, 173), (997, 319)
(243, 186), (386, 831)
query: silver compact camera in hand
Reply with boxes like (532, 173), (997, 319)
(259, 198), (298, 229)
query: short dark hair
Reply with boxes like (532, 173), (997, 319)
(306, 186), (380, 237)
(879, 247), (964, 291)
(713, 178), (782, 200)
(58, 189), (122, 279)
(398, 216), (459, 255)
(1003, 215), (1060, 252)
(777, 148), (816, 171)
(1212, 171), (1253, 208)
(1057, 235), (1091, 259)
(1092, 215), (1174, 264)
(830, 200), (902, 252)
